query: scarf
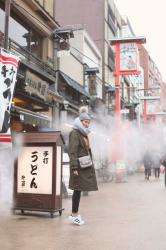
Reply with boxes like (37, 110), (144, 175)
(73, 117), (91, 137)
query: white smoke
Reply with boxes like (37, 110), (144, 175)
(89, 114), (166, 173)
(0, 143), (14, 215)
(54, 108), (166, 175)
(0, 135), (23, 215)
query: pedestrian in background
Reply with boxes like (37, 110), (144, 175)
(143, 150), (152, 180)
(152, 152), (161, 179)
(68, 110), (98, 226)
(161, 153), (166, 186)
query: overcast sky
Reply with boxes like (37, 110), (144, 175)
(114, 0), (166, 82)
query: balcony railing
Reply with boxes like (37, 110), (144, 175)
(9, 39), (56, 78)
(1, 37), (56, 79)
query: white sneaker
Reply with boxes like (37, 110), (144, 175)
(68, 214), (82, 221)
(72, 216), (84, 226)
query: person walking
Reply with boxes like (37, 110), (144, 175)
(152, 152), (161, 179)
(161, 153), (166, 186)
(68, 111), (98, 226)
(143, 150), (152, 181)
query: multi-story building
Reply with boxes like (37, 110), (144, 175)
(0, 0), (96, 134)
(0, 0), (62, 132)
(139, 44), (163, 123)
(120, 17), (145, 121)
(55, 28), (102, 125)
(69, 29), (103, 111)
(56, 0), (122, 109)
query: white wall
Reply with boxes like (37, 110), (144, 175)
(59, 54), (84, 86)
(69, 29), (103, 98)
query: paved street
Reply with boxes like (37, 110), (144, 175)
(1, 173), (166, 250)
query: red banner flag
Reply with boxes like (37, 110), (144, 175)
(0, 48), (20, 142)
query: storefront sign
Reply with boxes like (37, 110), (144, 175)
(120, 43), (138, 71)
(25, 70), (49, 101)
(0, 48), (19, 142)
(17, 146), (53, 194)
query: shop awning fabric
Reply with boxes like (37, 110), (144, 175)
(11, 105), (50, 127)
(59, 71), (89, 98)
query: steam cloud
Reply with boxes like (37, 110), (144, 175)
(60, 110), (166, 172)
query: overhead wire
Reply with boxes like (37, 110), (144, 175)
(11, 0), (103, 68)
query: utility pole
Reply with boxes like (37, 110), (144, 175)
(4, 0), (11, 50)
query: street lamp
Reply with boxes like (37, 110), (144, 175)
(105, 86), (116, 115)
(53, 27), (74, 92)
(84, 67), (99, 96)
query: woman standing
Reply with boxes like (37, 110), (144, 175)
(68, 111), (98, 225)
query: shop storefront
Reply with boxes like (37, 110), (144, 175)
(0, 1), (62, 133)
(11, 65), (60, 133)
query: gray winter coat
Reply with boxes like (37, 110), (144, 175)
(68, 129), (98, 191)
(143, 152), (152, 169)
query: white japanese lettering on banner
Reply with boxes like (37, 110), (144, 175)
(0, 48), (19, 142)
(120, 43), (138, 71)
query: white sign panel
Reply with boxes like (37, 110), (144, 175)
(56, 146), (62, 196)
(147, 101), (155, 115)
(121, 109), (129, 114)
(62, 153), (73, 196)
(116, 160), (126, 170)
(120, 43), (138, 71)
(0, 48), (19, 141)
(57, 50), (70, 57)
(17, 146), (53, 194)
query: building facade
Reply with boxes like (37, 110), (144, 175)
(0, 0), (63, 132)
(120, 17), (145, 121)
(69, 29), (103, 112)
(139, 44), (163, 123)
(56, 0), (122, 113)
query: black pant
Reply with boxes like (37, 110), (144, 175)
(154, 168), (160, 178)
(145, 168), (151, 179)
(72, 190), (81, 213)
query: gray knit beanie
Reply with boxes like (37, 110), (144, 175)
(79, 112), (91, 121)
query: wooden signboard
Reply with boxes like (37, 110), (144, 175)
(13, 131), (64, 217)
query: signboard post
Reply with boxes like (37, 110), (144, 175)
(13, 131), (64, 217)
(109, 37), (146, 182)
(110, 36), (146, 115)
(115, 160), (127, 183)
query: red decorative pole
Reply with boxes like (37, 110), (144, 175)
(115, 43), (121, 114)
(143, 99), (147, 124)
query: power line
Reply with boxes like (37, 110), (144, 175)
(54, 32), (102, 67)
(11, 0), (103, 68)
